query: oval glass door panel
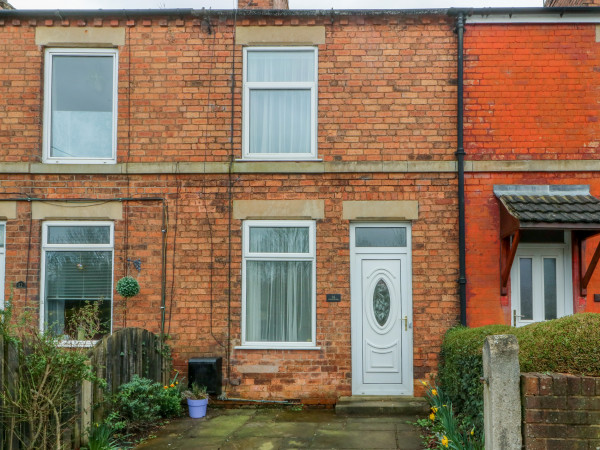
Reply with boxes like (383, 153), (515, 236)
(373, 279), (391, 326)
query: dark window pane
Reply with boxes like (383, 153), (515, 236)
(45, 250), (112, 338)
(249, 227), (309, 253)
(544, 258), (558, 320)
(519, 258), (533, 320)
(356, 227), (406, 247)
(373, 279), (391, 327)
(47, 226), (110, 245)
(50, 55), (114, 159)
(245, 260), (312, 342)
(520, 230), (564, 244)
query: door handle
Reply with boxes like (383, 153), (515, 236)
(513, 310), (523, 327)
(402, 315), (408, 331)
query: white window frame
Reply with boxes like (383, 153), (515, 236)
(40, 221), (115, 347)
(0, 222), (5, 309)
(511, 231), (573, 327)
(240, 220), (317, 349)
(43, 48), (118, 165)
(242, 47), (318, 160)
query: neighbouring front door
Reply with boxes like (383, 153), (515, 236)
(350, 223), (413, 396)
(511, 231), (573, 327)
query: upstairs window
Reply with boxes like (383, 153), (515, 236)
(243, 47), (318, 159)
(43, 49), (118, 164)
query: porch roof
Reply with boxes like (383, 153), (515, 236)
(494, 185), (600, 237)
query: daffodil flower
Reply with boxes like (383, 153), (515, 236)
(431, 389), (437, 396)
(429, 413), (435, 421)
(441, 435), (449, 448)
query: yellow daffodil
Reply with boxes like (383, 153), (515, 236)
(176, 382), (179, 385)
(421, 381), (428, 386)
(471, 428), (475, 436)
(431, 389), (437, 396)
(429, 413), (435, 421)
(441, 436), (449, 448)
(432, 406), (438, 413)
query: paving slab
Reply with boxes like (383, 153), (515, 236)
(135, 407), (423, 450)
(311, 429), (397, 449)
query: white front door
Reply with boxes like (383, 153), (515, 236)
(350, 223), (413, 396)
(511, 233), (573, 327)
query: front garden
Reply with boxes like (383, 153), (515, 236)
(416, 313), (600, 449)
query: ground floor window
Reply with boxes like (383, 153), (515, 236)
(511, 230), (573, 327)
(242, 220), (316, 348)
(41, 222), (113, 341)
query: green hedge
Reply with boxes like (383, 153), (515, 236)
(438, 313), (600, 438)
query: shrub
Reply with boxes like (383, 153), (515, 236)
(107, 375), (182, 433)
(438, 313), (600, 439)
(0, 299), (105, 449)
(438, 324), (510, 438)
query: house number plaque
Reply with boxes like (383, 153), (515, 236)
(326, 294), (341, 303)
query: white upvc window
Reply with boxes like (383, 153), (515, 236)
(0, 223), (5, 309)
(40, 222), (114, 344)
(43, 48), (118, 164)
(241, 220), (316, 348)
(243, 47), (318, 160)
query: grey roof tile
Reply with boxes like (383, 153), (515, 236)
(498, 194), (600, 224)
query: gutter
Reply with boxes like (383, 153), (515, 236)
(456, 13), (467, 327)
(3, 7), (600, 19)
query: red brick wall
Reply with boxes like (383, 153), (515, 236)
(521, 373), (600, 448)
(464, 23), (600, 327)
(0, 14), (457, 164)
(545, 0), (600, 6)
(464, 24), (600, 161)
(0, 12), (459, 401)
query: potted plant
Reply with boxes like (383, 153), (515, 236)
(182, 384), (209, 419)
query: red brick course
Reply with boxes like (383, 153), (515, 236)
(0, 14), (457, 164)
(464, 24), (600, 161)
(464, 23), (600, 327)
(521, 373), (600, 449)
(0, 10), (463, 402)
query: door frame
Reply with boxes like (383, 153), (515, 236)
(510, 231), (573, 327)
(350, 222), (413, 396)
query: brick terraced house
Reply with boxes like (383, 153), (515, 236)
(1, 0), (600, 403)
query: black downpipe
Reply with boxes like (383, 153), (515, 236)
(456, 13), (467, 327)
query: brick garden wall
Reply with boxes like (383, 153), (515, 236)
(521, 373), (600, 448)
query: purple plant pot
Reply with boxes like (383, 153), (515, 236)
(187, 398), (208, 419)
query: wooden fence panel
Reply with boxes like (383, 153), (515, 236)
(0, 328), (168, 449)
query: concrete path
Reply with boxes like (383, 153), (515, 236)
(135, 408), (423, 449)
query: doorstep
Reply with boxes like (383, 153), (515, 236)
(335, 396), (429, 416)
